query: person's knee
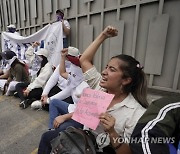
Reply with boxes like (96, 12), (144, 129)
(40, 131), (51, 145)
(38, 132), (52, 154)
(41, 130), (59, 145)
(50, 99), (60, 108)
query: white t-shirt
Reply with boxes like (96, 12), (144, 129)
(63, 20), (70, 38)
(68, 81), (89, 113)
(42, 62), (71, 95)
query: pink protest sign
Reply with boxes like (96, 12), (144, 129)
(72, 88), (114, 130)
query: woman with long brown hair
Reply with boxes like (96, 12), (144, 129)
(79, 25), (149, 153)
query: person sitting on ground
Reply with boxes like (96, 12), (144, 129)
(37, 26), (149, 154)
(15, 48), (53, 109)
(0, 52), (10, 79)
(31, 46), (81, 110)
(0, 53), (10, 91)
(129, 95), (180, 154)
(2, 50), (29, 95)
(0, 54), (3, 75)
(78, 25), (149, 153)
(37, 47), (89, 154)
(30, 62), (73, 111)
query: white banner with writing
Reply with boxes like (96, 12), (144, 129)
(1, 22), (63, 67)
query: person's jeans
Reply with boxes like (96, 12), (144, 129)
(49, 99), (69, 129)
(38, 99), (83, 154)
(63, 38), (68, 48)
(38, 120), (83, 154)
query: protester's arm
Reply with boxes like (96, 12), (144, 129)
(99, 112), (132, 153)
(62, 20), (70, 36)
(108, 129), (132, 153)
(99, 113), (121, 148)
(25, 42), (40, 66)
(80, 26), (118, 73)
(41, 65), (60, 96)
(0, 70), (9, 79)
(53, 112), (73, 128)
(59, 48), (68, 79)
(49, 87), (71, 102)
(32, 42), (40, 48)
(115, 144), (132, 154)
(27, 63), (53, 91)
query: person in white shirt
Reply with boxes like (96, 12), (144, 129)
(38, 26), (149, 153)
(31, 47), (80, 111)
(0, 51), (13, 90)
(15, 48), (53, 109)
(79, 26), (149, 153)
(55, 9), (70, 48)
(0, 50), (29, 95)
(38, 47), (89, 154)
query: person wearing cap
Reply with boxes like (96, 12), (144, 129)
(2, 50), (29, 95)
(0, 50), (16, 90)
(15, 47), (53, 109)
(1, 49), (17, 60)
(0, 50), (21, 90)
(38, 47), (89, 154)
(30, 62), (72, 110)
(31, 46), (81, 110)
(55, 9), (70, 48)
(7, 24), (20, 36)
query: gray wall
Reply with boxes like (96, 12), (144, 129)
(0, 0), (180, 93)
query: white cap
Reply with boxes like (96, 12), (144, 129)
(8, 56), (17, 66)
(35, 48), (49, 58)
(68, 46), (80, 57)
(7, 24), (16, 29)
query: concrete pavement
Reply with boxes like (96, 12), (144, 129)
(0, 95), (49, 154)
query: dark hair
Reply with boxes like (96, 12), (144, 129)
(0, 54), (2, 61)
(111, 54), (148, 108)
(56, 9), (64, 15)
(37, 56), (48, 76)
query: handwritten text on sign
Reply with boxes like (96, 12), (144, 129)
(72, 88), (114, 130)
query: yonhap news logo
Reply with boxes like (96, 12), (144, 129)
(112, 136), (175, 144)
